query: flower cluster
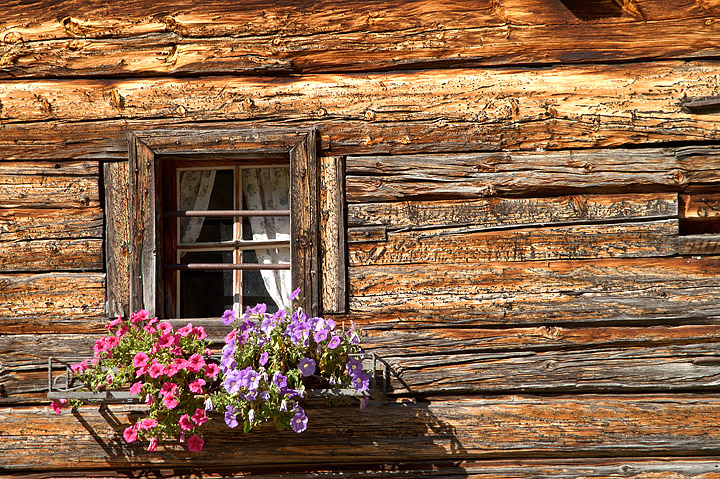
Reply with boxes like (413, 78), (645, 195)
(49, 289), (370, 452)
(209, 288), (367, 434)
(52, 310), (217, 451)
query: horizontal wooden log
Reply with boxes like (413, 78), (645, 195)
(4, 0), (718, 43)
(6, 118), (720, 162)
(0, 207), (103, 242)
(346, 148), (720, 201)
(347, 256), (720, 326)
(2, 1), (720, 76)
(0, 171), (99, 208)
(8, 327), (720, 403)
(3, 395), (720, 469)
(349, 219), (678, 266)
(6, 458), (720, 479)
(348, 193), (678, 229)
(2, 63), (720, 155)
(386, 343), (720, 394)
(0, 238), (103, 272)
(0, 273), (106, 333)
(679, 235), (720, 255)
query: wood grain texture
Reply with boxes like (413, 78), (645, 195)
(104, 162), (130, 318)
(346, 148), (720, 201)
(2, 62), (720, 155)
(0, 238), (103, 272)
(3, 395), (720, 470)
(347, 256), (720, 326)
(2, 1), (720, 76)
(385, 343), (720, 394)
(4, 459), (720, 479)
(348, 193), (678, 230)
(0, 273), (106, 334)
(349, 220), (679, 266)
(0, 207), (102, 244)
(0, 170), (99, 209)
(681, 194), (720, 219)
(319, 156), (347, 314)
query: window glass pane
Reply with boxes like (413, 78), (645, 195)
(179, 251), (233, 318)
(179, 168), (234, 244)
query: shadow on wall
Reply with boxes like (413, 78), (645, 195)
(69, 398), (469, 478)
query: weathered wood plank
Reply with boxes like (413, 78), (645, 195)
(104, 162), (129, 318)
(4, 17), (720, 77)
(0, 273), (106, 334)
(349, 220), (678, 266)
(3, 395), (720, 469)
(319, 156), (347, 314)
(347, 256), (720, 326)
(6, 118), (720, 161)
(346, 148), (720, 201)
(0, 207), (102, 242)
(681, 193), (720, 219)
(348, 193), (678, 229)
(2, 1), (720, 76)
(0, 238), (103, 272)
(679, 235), (720, 255)
(386, 343), (720, 394)
(9, 327), (720, 403)
(5, 0), (715, 42)
(2, 63), (720, 154)
(0, 172), (99, 208)
(6, 458), (720, 479)
(6, 342), (720, 403)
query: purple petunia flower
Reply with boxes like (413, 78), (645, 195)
(298, 357), (316, 377)
(259, 351), (269, 367)
(290, 407), (308, 433)
(223, 369), (242, 394)
(289, 287), (301, 301)
(313, 329), (328, 343)
(221, 309), (236, 325)
(273, 371), (288, 389)
(328, 335), (341, 350)
(346, 358), (363, 377)
(224, 412), (238, 428)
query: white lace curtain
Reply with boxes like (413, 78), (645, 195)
(178, 168), (291, 311)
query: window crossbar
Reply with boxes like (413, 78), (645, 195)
(177, 239), (290, 250)
(165, 263), (291, 271)
(165, 210), (291, 218)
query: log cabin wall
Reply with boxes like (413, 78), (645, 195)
(2, 0), (720, 477)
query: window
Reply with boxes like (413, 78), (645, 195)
(164, 161), (292, 318)
(105, 127), (346, 319)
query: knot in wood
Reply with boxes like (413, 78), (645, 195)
(2, 32), (23, 44)
(670, 169), (689, 186)
(543, 360), (557, 370)
(582, 162), (594, 173)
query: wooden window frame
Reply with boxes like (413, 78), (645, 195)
(124, 127), (326, 319)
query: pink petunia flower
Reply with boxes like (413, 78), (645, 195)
(204, 363), (220, 378)
(159, 382), (178, 398)
(186, 353), (206, 373)
(187, 434), (204, 452)
(129, 381), (143, 395)
(133, 352), (149, 369)
(189, 378), (206, 394)
(147, 437), (158, 451)
(179, 414), (194, 431)
(177, 323), (193, 337)
(105, 316), (124, 330)
(49, 399), (67, 415)
(163, 394), (179, 410)
(137, 417), (158, 430)
(130, 309), (150, 324)
(148, 360), (164, 379)
(157, 321), (173, 335)
(123, 425), (138, 443)
(192, 326), (207, 340)
(191, 408), (208, 426)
